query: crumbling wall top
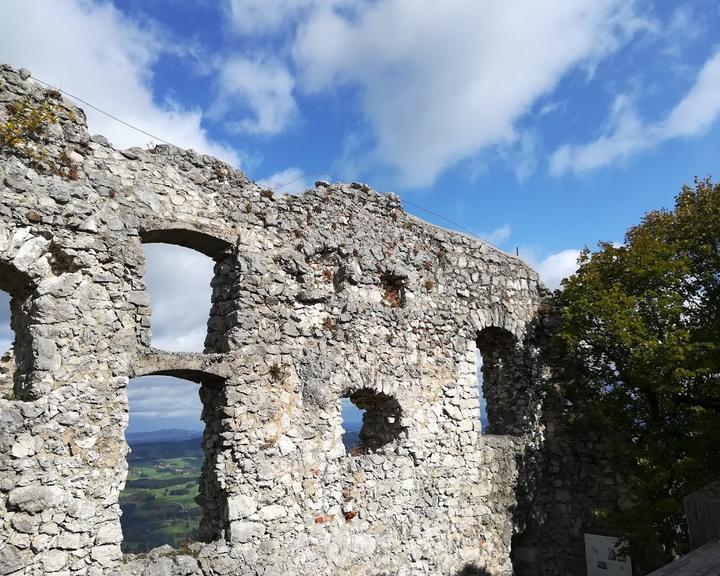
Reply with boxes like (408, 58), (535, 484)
(0, 63), (545, 576)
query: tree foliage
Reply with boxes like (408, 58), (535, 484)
(554, 178), (720, 571)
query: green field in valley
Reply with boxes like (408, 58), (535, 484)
(120, 428), (362, 553)
(120, 438), (203, 553)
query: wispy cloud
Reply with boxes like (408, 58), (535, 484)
(211, 56), (297, 136)
(551, 50), (720, 175)
(292, 0), (648, 186)
(0, 0), (241, 165)
(226, 0), (319, 35)
(500, 131), (540, 182)
(257, 167), (311, 194)
(478, 224), (512, 247)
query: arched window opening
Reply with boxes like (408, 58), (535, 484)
(121, 375), (206, 553)
(475, 327), (520, 435)
(142, 243), (214, 353)
(340, 389), (404, 454)
(141, 228), (230, 259)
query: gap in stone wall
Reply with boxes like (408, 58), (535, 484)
(476, 349), (489, 433)
(0, 290), (11, 353)
(0, 290), (12, 397)
(341, 398), (365, 453)
(121, 375), (204, 553)
(142, 243), (214, 353)
(341, 389), (404, 454)
(476, 326), (519, 435)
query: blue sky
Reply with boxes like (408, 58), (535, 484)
(1, 0), (719, 432)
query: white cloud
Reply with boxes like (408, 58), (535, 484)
(143, 244), (214, 353)
(292, 0), (647, 187)
(662, 51), (720, 137)
(500, 131), (539, 182)
(128, 375), (202, 424)
(212, 56), (297, 135)
(523, 249), (582, 290)
(227, 0), (318, 35)
(662, 5), (705, 60)
(551, 50), (720, 175)
(478, 224), (512, 246)
(0, 0), (241, 166)
(257, 167), (311, 194)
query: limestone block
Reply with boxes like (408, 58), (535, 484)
(8, 486), (64, 514)
(0, 544), (32, 575)
(42, 549), (68, 572)
(229, 520), (265, 543)
(90, 544), (123, 567)
(258, 504), (286, 521)
(227, 494), (257, 520)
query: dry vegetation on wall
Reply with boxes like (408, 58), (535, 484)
(0, 92), (80, 180)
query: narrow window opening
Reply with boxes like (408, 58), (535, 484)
(340, 389), (404, 454)
(476, 349), (489, 433)
(341, 398), (365, 453)
(0, 276), (34, 400)
(121, 375), (204, 553)
(475, 327), (519, 435)
(142, 243), (214, 353)
(0, 290), (13, 397)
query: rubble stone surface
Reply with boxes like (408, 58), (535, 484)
(0, 63), (617, 575)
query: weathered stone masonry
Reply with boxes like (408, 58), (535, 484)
(0, 64), (604, 575)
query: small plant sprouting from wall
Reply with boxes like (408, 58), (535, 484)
(268, 363), (283, 381)
(321, 317), (337, 332)
(0, 96), (58, 148)
(0, 95), (79, 180)
(381, 274), (407, 308)
(0, 96), (58, 163)
(57, 151), (79, 181)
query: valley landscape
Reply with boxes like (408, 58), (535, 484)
(120, 432), (204, 553)
(121, 427), (362, 552)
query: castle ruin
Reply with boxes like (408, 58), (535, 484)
(0, 64), (620, 576)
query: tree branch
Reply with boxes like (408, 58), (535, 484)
(674, 394), (720, 414)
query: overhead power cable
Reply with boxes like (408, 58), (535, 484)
(27, 74), (516, 256)
(31, 74), (174, 146)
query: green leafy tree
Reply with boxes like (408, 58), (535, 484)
(554, 178), (720, 572)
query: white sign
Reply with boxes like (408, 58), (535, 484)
(584, 534), (632, 576)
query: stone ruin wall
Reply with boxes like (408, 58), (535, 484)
(0, 64), (622, 576)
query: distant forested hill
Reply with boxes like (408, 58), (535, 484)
(127, 438), (203, 463)
(126, 428), (203, 445)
